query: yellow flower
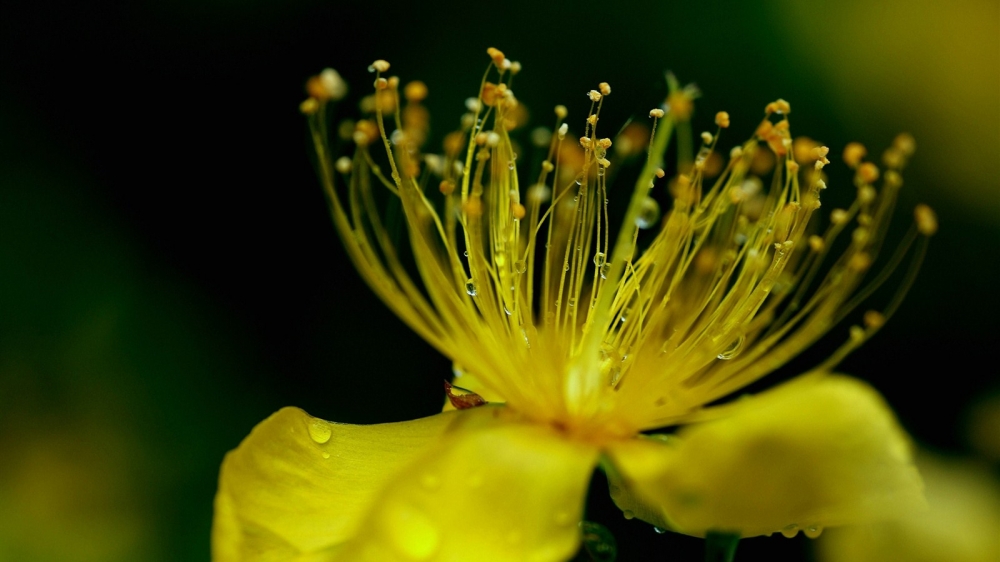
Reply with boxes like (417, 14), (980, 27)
(213, 49), (936, 561)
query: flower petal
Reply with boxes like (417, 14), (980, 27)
(213, 407), (487, 562)
(333, 414), (599, 562)
(605, 375), (926, 538)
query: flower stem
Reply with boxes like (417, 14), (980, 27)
(704, 531), (740, 562)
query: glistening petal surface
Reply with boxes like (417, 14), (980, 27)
(333, 414), (599, 562)
(212, 407), (480, 562)
(606, 376), (926, 538)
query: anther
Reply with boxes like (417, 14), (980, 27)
(914, 204), (938, 235)
(579, 137), (592, 148)
(370, 59), (390, 73)
(649, 108), (664, 118)
(588, 90), (602, 102)
(863, 310), (886, 329)
(655, 168), (665, 178)
(842, 142), (867, 168)
(808, 235), (825, 252)
(510, 61), (522, 75)
(486, 47), (506, 67)
(599, 82), (612, 96)
(700, 131), (713, 144)
(893, 133), (916, 156)
(587, 115), (598, 125)
(404, 81), (428, 102)
(830, 209), (849, 225)
(715, 111), (730, 128)
(299, 98), (319, 114)
(374, 77), (388, 90)
(439, 180), (456, 195)
(324, 157), (348, 178)
(555, 105), (568, 119)
(857, 162), (880, 184)
(557, 123), (568, 138)
(512, 202), (526, 219)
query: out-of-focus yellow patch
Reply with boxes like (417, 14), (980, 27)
(605, 376), (926, 538)
(817, 454), (1000, 562)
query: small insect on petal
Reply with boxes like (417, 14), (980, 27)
(444, 381), (488, 409)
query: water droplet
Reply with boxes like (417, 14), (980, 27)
(780, 524), (799, 538)
(308, 419), (332, 444)
(514, 259), (527, 273)
(421, 474), (440, 490)
(635, 197), (661, 229)
(568, 297), (577, 308)
(385, 503), (440, 560)
(322, 452), (330, 459)
(600, 343), (623, 385)
(564, 263), (570, 272)
(620, 307), (631, 324)
(503, 303), (513, 316)
(463, 250), (469, 257)
(597, 167), (605, 177)
(804, 525), (823, 539)
(367, 65), (375, 72)
(717, 334), (745, 360)
(508, 161), (515, 171)
(521, 327), (531, 348)
(600, 263), (610, 279)
(623, 510), (635, 520)
(593, 252), (606, 267)
(653, 526), (667, 534)
(465, 279), (477, 296)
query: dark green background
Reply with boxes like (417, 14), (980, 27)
(2, 1), (997, 560)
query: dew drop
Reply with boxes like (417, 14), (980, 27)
(593, 252), (606, 267)
(508, 161), (515, 171)
(564, 263), (570, 272)
(804, 525), (823, 539)
(780, 524), (799, 539)
(600, 263), (610, 279)
(367, 65), (375, 72)
(717, 334), (745, 360)
(463, 250), (469, 257)
(653, 526), (667, 534)
(308, 419), (332, 444)
(322, 452), (330, 459)
(514, 259), (527, 274)
(465, 279), (477, 296)
(568, 297), (577, 308)
(635, 197), (661, 229)
(623, 510), (635, 520)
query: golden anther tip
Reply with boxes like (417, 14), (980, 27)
(787, 160), (800, 174)
(404, 81), (428, 102)
(700, 131), (713, 144)
(512, 202), (526, 220)
(597, 138), (612, 149)
(857, 162), (880, 184)
(370, 60), (390, 73)
(808, 235), (825, 252)
(842, 142), (867, 169)
(715, 111), (730, 128)
(579, 136), (592, 148)
(486, 47), (506, 66)
(588, 90), (602, 102)
(655, 168), (666, 179)
(554, 105), (568, 119)
(335, 156), (352, 174)
(299, 97), (319, 115)
(849, 252), (873, 271)
(463, 197), (483, 217)
(510, 61), (522, 75)
(439, 180), (456, 196)
(863, 310), (886, 329)
(598, 82), (612, 96)
(893, 133), (916, 156)
(598, 158), (611, 168)
(374, 77), (388, 90)
(587, 115), (598, 125)
(914, 204), (938, 236)
(830, 208), (849, 225)
(649, 108), (664, 118)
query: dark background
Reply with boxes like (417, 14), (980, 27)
(1, 0), (997, 560)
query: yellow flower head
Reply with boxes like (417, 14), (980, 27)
(214, 48), (935, 562)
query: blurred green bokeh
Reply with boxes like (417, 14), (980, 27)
(1, 1), (996, 560)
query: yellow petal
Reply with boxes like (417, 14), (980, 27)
(213, 407), (485, 562)
(334, 415), (599, 562)
(606, 375), (926, 538)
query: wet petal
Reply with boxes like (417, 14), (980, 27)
(606, 376), (926, 538)
(334, 416), (599, 562)
(213, 407), (487, 562)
